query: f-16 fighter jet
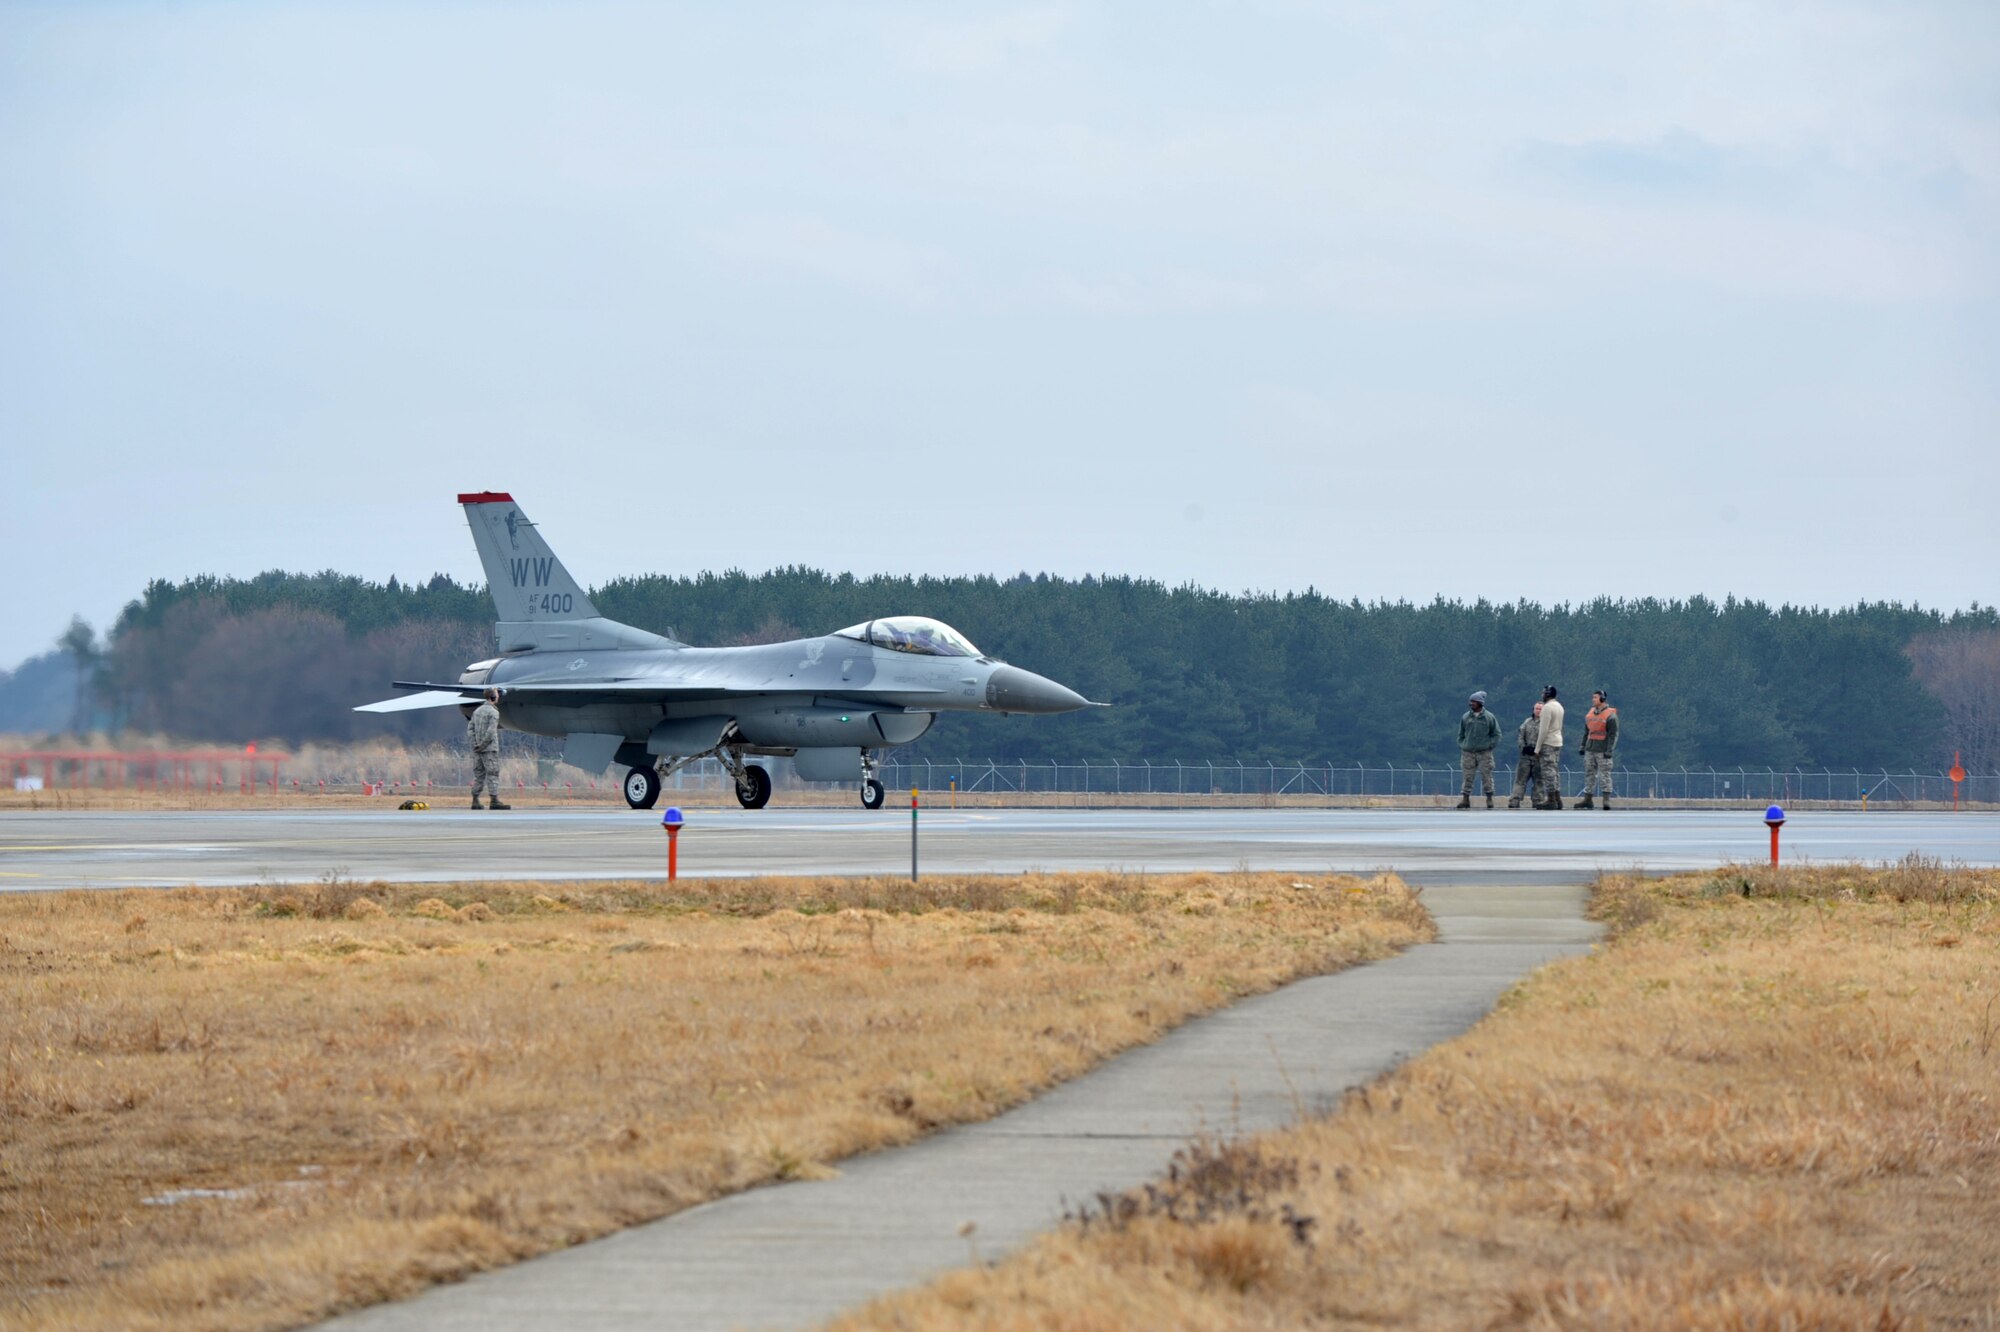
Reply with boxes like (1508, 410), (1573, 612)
(357, 493), (1101, 810)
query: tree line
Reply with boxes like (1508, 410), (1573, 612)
(37, 568), (2000, 771)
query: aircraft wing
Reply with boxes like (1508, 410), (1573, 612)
(354, 678), (952, 714)
(354, 690), (477, 714)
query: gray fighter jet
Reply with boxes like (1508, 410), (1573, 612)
(357, 493), (1101, 809)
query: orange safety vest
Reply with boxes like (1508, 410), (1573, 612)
(1585, 705), (1617, 741)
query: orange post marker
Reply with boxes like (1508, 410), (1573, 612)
(1764, 804), (1786, 867)
(1949, 752), (1966, 811)
(661, 807), (684, 880)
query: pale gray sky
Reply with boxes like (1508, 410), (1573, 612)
(3, 1), (1995, 669)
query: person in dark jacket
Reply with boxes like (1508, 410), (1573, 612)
(1456, 690), (1501, 808)
(1507, 702), (1543, 808)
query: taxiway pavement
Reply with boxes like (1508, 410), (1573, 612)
(322, 882), (1598, 1332)
(1, 807), (1995, 892)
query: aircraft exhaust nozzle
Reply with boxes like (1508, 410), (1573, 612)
(986, 665), (1092, 715)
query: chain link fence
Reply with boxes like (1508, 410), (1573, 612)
(875, 758), (1999, 808)
(9, 741), (1992, 808)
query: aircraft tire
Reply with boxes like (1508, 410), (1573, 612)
(860, 779), (885, 810)
(735, 764), (772, 810)
(623, 765), (662, 810)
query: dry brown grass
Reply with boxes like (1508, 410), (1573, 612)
(835, 860), (2000, 1330)
(0, 870), (1431, 1331)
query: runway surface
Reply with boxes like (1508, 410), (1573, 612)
(2, 807), (1995, 890)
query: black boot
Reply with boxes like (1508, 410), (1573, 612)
(1601, 796), (1612, 810)
(1541, 795), (1564, 809)
(1485, 794), (1495, 809)
(1506, 797), (1522, 808)
(471, 797), (484, 809)
(488, 798), (511, 810)
(1575, 794), (1594, 809)
(1455, 795), (1472, 809)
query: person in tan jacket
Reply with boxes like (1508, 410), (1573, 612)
(1535, 685), (1565, 809)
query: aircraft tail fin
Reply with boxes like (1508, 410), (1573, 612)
(458, 492), (673, 653)
(460, 492), (600, 623)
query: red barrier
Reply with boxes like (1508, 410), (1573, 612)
(1, 749), (287, 794)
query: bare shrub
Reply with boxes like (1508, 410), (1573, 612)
(1068, 1137), (1317, 1250)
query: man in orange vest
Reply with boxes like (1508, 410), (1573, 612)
(1576, 689), (1619, 809)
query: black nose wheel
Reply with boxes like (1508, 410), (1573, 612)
(860, 778), (885, 810)
(735, 764), (772, 809)
(622, 765), (662, 810)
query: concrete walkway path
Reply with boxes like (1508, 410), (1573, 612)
(324, 884), (1598, 1332)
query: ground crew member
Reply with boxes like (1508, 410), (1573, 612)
(1535, 685), (1565, 809)
(1456, 690), (1500, 808)
(1576, 688), (1619, 809)
(1508, 701), (1543, 808)
(468, 688), (510, 810)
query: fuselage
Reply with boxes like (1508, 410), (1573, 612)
(463, 625), (1086, 753)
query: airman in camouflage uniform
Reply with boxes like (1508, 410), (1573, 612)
(1455, 690), (1500, 808)
(1507, 702), (1543, 808)
(468, 688), (510, 810)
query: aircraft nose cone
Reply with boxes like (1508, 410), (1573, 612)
(986, 665), (1090, 714)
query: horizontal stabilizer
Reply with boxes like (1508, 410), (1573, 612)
(354, 690), (474, 714)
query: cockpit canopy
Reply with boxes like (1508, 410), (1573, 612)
(834, 616), (982, 659)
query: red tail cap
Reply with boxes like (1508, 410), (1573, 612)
(457, 491), (514, 504)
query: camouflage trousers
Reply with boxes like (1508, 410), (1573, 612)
(1537, 745), (1563, 802)
(471, 750), (500, 800)
(1583, 751), (1615, 798)
(1509, 752), (1541, 804)
(1459, 749), (1496, 796)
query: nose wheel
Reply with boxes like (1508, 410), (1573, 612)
(734, 764), (772, 809)
(860, 778), (885, 810)
(622, 765), (662, 810)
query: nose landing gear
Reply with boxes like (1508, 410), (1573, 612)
(859, 750), (885, 809)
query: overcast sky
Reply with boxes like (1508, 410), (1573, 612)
(3, 1), (1995, 670)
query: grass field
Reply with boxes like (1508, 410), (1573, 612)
(0, 870), (1430, 1332)
(835, 858), (2000, 1330)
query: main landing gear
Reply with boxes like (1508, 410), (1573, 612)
(734, 764), (772, 809)
(624, 742), (882, 812)
(622, 765), (662, 810)
(713, 743), (771, 809)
